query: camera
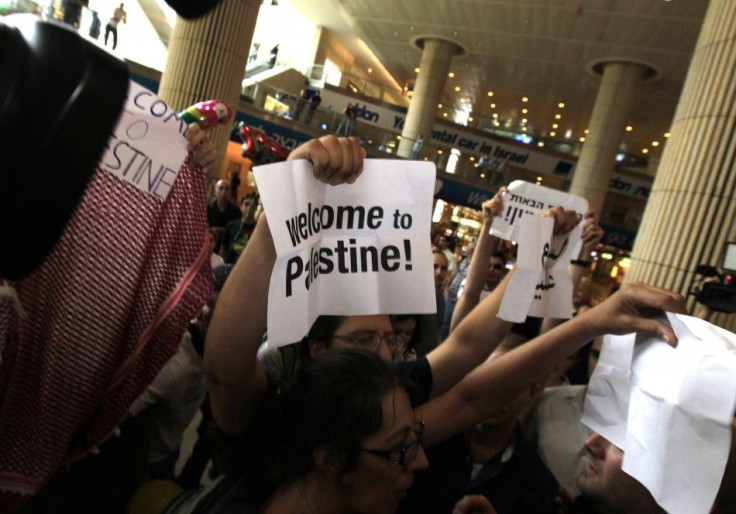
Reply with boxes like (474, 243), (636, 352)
(691, 242), (736, 313)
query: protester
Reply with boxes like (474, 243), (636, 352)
(205, 135), (686, 512)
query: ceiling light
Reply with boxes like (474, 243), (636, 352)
(454, 86), (461, 92)
(448, 72), (455, 78)
(470, 156), (475, 161)
(626, 126), (633, 132)
(584, 129), (589, 134)
(443, 112), (448, 117)
(438, 103), (443, 108)
(521, 127), (527, 132)
(652, 141), (660, 147)
(522, 96), (529, 102)
(550, 131), (556, 137)
(664, 132), (671, 138)
(579, 137), (586, 142)
(490, 103), (496, 108)
(537, 176), (543, 181)
(492, 113), (498, 118)
(468, 117), (473, 122)
(537, 142), (544, 147)
(396, 135), (402, 140)
(438, 149), (443, 154)
(367, 68), (373, 74)
(522, 118), (528, 123)
(642, 148), (649, 154)
(552, 123), (558, 129)
(460, 98), (465, 103)
(555, 114), (561, 119)
(558, 102), (565, 108)
(414, 67), (420, 73)
(522, 108), (528, 114)
(487, 91), (494, 97)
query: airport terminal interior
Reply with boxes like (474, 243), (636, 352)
(2, 0), (736, 512)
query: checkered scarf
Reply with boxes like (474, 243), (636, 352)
(0, 157), (212, 507)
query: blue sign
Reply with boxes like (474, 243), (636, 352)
(435, 177), (495, 209)
(600, 223), (637, 250)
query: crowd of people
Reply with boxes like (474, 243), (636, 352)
(5, 132), (735, 514)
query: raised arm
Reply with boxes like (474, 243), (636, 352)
(418, 282), (686, 447)
(449, 188), (506, 332)
(427, 206), (579, 397)
(204, 136), (364, 435)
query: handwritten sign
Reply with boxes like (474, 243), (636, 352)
(498, 216), (580, 322)
(254, 159), (437, 346)
(491, 180), (588, 243)
(99, 81), (189, 201)
(582, 313), (736, 514)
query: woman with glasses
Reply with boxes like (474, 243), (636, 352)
(205, 135), (686, 511)
(208, 349), (427, 513)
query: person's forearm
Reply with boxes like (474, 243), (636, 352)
(204, 215), (273, 434)
(421, 311), (596, 446)
(428, 267), (515, 396)
(450, 222), (496, 332)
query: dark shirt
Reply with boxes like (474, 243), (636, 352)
(401, 425), (559, 514)
(396, 355), (433, 407)
(222, 218), (255, 264)
(207, 200), (241, 228)
(414, 287), (445, 357)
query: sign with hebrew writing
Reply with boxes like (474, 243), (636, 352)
(491, 180), (588, 242)
(99, 81), (189, 201)
(498, 216), (580, 322)
(255, 159), (437, 346)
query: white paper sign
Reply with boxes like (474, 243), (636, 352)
(99, 81), (189, 201)
(582, 313), (736, 514)
(255, 159), (437, 346)
(491, 180), (589, 242)
(498, 216), (580, 322)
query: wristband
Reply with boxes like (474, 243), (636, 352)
(570, 259), (591, 268)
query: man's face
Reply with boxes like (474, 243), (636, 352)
(433, 252), (449, 288)
(438, 236), (449, 250)
(486, 256), (505, 289)
(215, 180), (230, 203)
(577, 433), (663, 513)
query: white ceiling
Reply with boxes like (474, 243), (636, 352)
(290, 0), (710, 160)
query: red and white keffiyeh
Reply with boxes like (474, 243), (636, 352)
(0, 157), (212, 505)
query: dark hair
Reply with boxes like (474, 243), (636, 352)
(390, 314), (422, 352)
(273, 349), (404, 486)
(491, 250), (507, 262)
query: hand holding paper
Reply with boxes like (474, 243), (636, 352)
(287, 135), (366, 185)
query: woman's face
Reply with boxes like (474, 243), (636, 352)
(340, 387), (428, 513)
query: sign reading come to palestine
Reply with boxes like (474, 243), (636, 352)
(319, 88), (576, 179)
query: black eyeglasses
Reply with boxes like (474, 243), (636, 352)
(332, 331), (403, 352)
(490, 264), (504, 270)
(359, 421), (425, 467)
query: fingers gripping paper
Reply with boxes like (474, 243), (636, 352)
(582, 314), (736, 514)
(491, 180), (588, 242)
(254, 160), (436, 346)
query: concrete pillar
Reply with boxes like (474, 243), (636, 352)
(569, 61), (653, 214)
(397, 37), (463, 158)
(625, 0), (736, 331)
(158, 0), (261, 181)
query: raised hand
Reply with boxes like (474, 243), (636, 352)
(287, 135), (365, 185)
